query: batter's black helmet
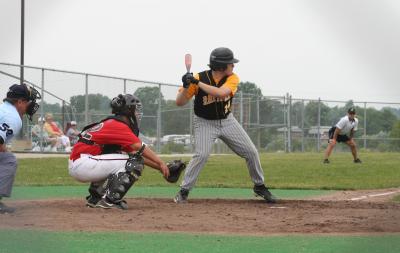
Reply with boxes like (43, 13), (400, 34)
(209, 47), (239, 70)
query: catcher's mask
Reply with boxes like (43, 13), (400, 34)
(6, 83), (41, 121)
(110, 94), (143, 135)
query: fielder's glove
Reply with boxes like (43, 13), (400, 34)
(165, 160), (186, 183)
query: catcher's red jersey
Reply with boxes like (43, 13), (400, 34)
(70, 119), (140, 161)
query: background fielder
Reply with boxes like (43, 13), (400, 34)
(324, 107), (362, 164)
(174, 47), (277, 203)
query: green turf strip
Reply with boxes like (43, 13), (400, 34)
(0, 230), (399, 253)
(8, 186), (333, 200)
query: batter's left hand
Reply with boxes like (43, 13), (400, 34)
(182, 73), (199, 88)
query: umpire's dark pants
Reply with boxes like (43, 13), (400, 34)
(0, 152), (17, 198)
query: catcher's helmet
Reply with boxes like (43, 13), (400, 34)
(111, 94), (143, 129)
(209, 47), (239, 70)
(111, 94), (141, 115)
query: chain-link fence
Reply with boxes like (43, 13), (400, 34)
(1, 63), (400, 153)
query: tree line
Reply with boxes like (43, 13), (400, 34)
(38, 82), (400, 151)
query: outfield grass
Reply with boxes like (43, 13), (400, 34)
(16, 152), (400, 190)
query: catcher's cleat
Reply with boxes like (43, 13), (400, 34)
(323, 159), (330, 164)
(253, 184), (277, 203)
(95, 198), (128, 210)
(354, 158), (362, 163)
(174, 188), (189, 204)
(0, 201), (15, 214)
(86, 195), (101, 208)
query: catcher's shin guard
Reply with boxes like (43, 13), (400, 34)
(103, 151), (145, 203)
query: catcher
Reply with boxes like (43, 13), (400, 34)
(68, 93), (186, 210)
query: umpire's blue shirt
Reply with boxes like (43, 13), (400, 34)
(0, 101), (22, 144)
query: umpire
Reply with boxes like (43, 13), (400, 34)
(323, 107), (362, 164)
(0, 84), (41, 213)
(174, 47), (276, 203)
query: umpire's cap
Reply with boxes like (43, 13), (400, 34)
(7, 84), (31, 100)
(6, 83), (41, 102)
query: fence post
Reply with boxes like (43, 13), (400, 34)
(240, 91), (243, 126)
(39, 68), (45, 152)
(156, 84), (162, 153)
(364, 102), (367, 149)
(84, 74), (89, 126)
(287, 94), (292, 153)
(301, 99), (305, 152)
(317, 98), (321, 152)
(123, 79), (126, 94)
(62, 100), (65, 130)
(256, 96), (260, 150)
(283, 95), (287, 152)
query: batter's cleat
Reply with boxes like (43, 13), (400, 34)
(174, 188), (189, 204)
(95, 198), (128, 210)
(323, 159), (330, 164)
(354, 158), (362, 163)
(253, 184), (277, 203)
(0, 202), (16, 214)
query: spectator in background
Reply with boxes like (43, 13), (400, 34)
(65, 121), (79, 145)
(43, 113), (71, 152)
(31, 117), (59, 152)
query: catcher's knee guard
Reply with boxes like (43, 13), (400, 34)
(104, 153), (145, 203)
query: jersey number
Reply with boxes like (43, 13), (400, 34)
(0, 123), (13, 137)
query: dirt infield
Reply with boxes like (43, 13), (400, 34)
(1, 197), (400, 235)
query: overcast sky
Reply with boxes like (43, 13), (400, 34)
(0, 0), (399, 104)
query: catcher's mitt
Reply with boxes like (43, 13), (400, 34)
(166, 160), (186, 183)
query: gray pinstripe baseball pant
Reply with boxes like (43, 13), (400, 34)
(180, 113), (265, 191)
(0, 152), (17, 198)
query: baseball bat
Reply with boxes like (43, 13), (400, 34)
(185, 54), (192, 73)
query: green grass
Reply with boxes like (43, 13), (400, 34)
(16, 152), (400, 190)
(1, 230), (399, 253)
(393, 194), (400, 202)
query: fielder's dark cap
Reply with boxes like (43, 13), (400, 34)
(6, 84), (30, 100)
(348, 107), (356, 114)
